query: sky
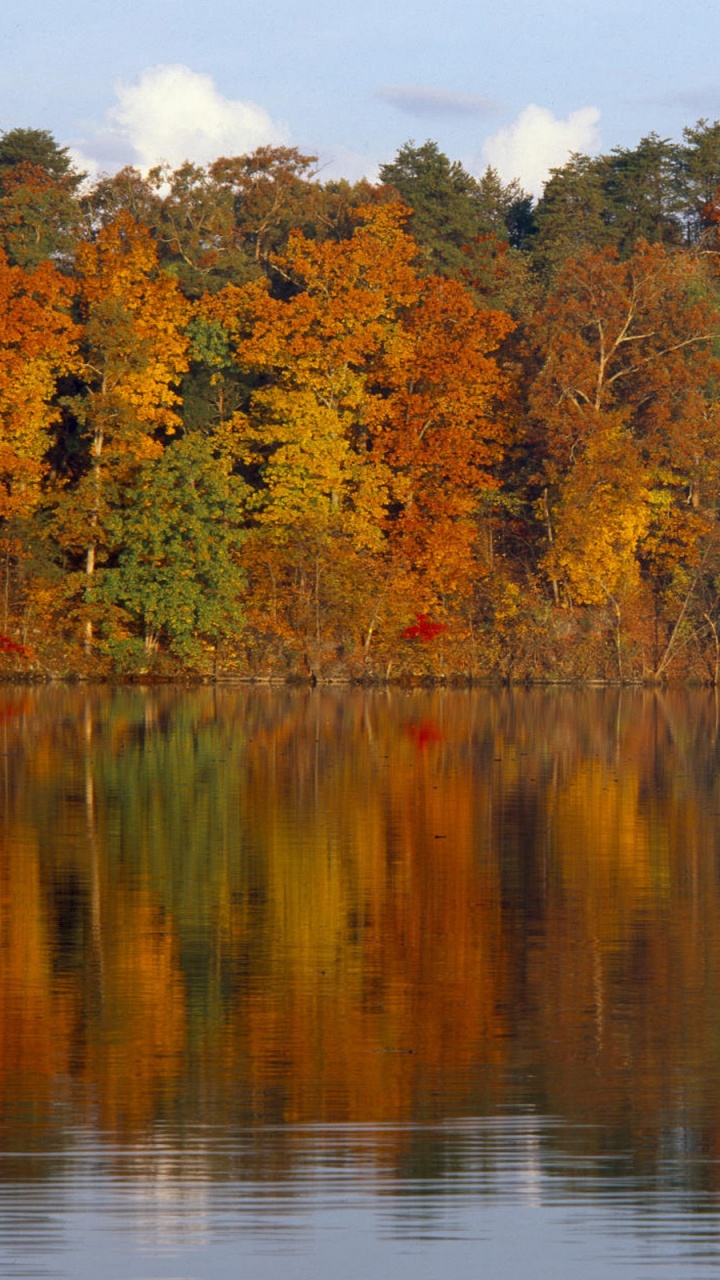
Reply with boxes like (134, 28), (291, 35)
(2, 0), (720, 196)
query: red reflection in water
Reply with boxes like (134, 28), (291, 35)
(405, 719), (444, 750)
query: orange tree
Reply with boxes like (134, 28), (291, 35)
(204, 202), (514, 676)
(368, 272), (514, 667)
(0, 251), (77, 645)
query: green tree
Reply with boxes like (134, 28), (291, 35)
(604, 133), (683, 254)
(379, 140), (494, 278)
(97, 435), (246, 669)
(532, 153), (614, 276)
(57, 212), (190, 652)
(0, 128), (82, 185)
(533, 137), (684, 276)
(678, 119), (720, 244)
(0, 128), (84, 270)
(180, 314), (250, 439)
(476, 166), (535, 248)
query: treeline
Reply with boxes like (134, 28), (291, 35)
(4, 123), (720, 680)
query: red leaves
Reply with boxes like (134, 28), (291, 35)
(0, 635), (29, 657)
(401, 613), (446, 642)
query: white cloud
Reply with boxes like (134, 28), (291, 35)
(481, 104), (601, 196)
(66, 147), (100, 185)
(73, 64), (288, 175)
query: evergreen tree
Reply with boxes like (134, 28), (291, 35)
(532, 153), (614, 276)
(0, 128), (82, 186)
(0, 129), (83, 269)
(379, 140), (494, 277)
(604, 133), (683, 253)
(678, 119), (720, 243)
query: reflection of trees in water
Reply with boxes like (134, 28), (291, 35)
(1, 688), (720, 1186)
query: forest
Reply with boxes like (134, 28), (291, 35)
(3, 122), (720, 681)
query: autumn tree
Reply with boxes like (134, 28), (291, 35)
(148, 160), (255, 298)
(528, 241), (720, 675)
(81, 166), (163, 237)
(202, 203), (421, 673)
(204, 200), (515, 674)
(209, 145), (319, 276)
(0, 251), (77, 640)
(370, 273), (514, 626)
(58, 212), (190, 652)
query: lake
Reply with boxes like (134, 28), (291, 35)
(2, 685), (720, 1278)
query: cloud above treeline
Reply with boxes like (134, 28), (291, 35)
(68, 64), (601, 200)
(377, 85), (496, 118)
(481, 104), (601, 195)
(73, 64), (287, 176)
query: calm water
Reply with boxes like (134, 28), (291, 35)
(2, 685), (720, 1278)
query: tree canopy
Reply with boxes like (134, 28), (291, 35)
(0, 123), (718, 681)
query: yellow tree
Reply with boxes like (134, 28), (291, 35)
(63, 212), (191, 649)
(207, 204), (422, 674)
(528, 242), (720, 675)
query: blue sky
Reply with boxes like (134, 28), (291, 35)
(3, 0), (720, 194)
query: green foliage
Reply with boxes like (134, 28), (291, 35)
(678, 119), (720, 243)
(181, 316), (252, 437)
(475, 166), (536, 248)
(380, 140), (502, 277)
(0, 129), (84, 269)
(604, 134), (684, 252)
(96, 436), (247, 668)
(532, 154), (615, 276)
(80, 166), (163, 236)
(532, 127), (720, 274)
(0, 128), (83, 186)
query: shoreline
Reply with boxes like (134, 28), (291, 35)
(0, 671), (715, 689)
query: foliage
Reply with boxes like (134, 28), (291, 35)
(0, 121), (719, 679)
(379, 139), (526, 282)
(96, 435), (246, 668)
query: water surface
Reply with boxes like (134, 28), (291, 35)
(1, 686), (720, 1277)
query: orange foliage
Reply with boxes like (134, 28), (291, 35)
(74, 211), (191, 442)
(0, 251), (77, 519)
